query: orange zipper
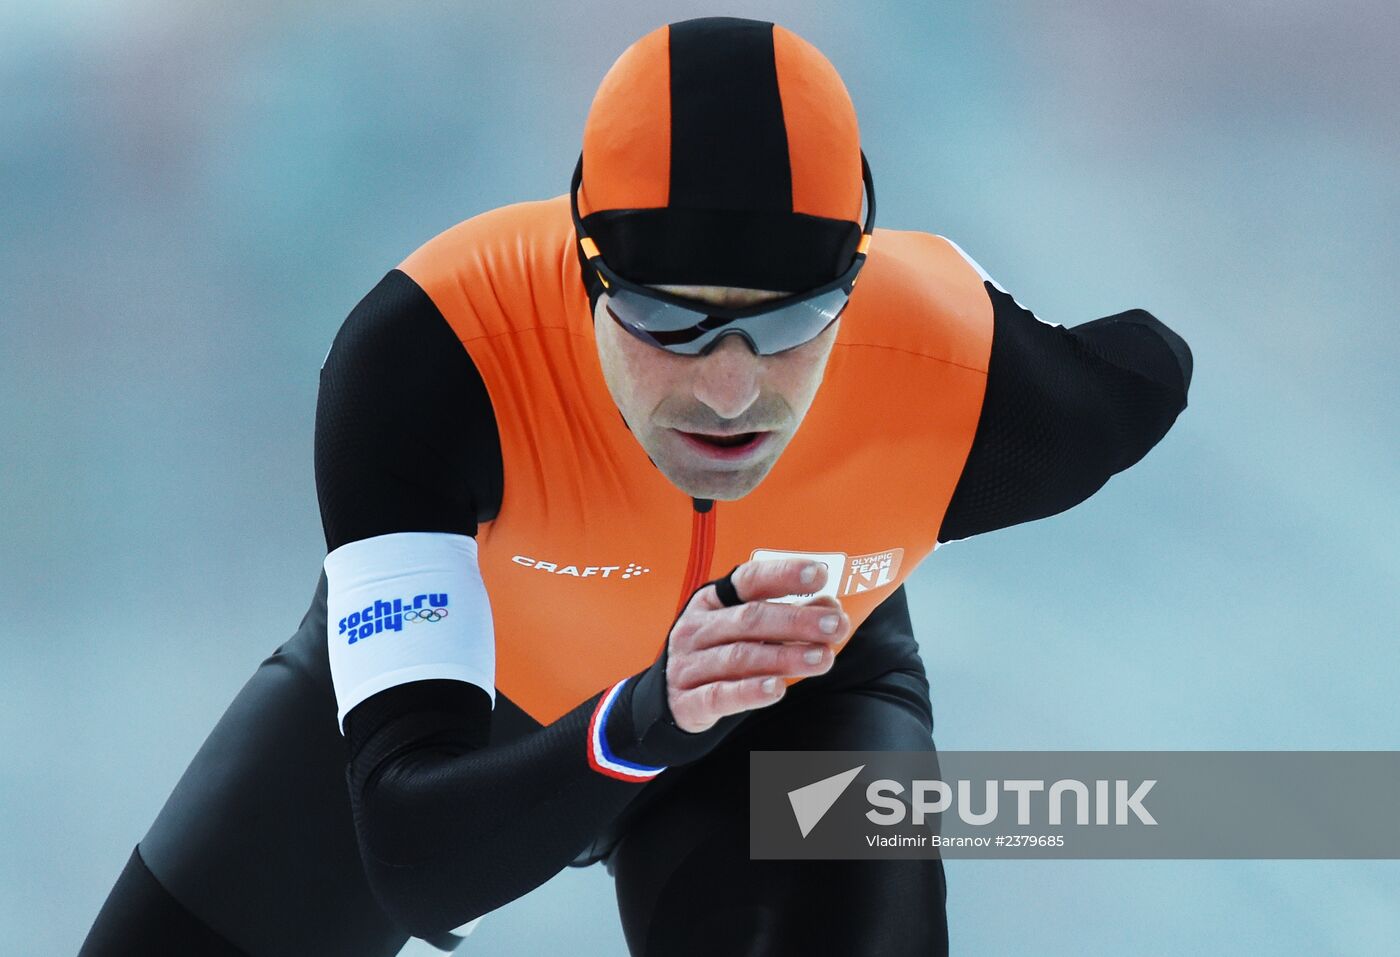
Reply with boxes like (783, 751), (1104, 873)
(674, 498), (717, 618)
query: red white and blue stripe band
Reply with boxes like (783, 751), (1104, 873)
(587, 677), (668, 782)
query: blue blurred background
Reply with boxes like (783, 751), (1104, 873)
(4, 0), (1397, 953)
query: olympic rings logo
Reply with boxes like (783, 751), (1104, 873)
(404, 607), (449, 623)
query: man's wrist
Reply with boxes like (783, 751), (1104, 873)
(589, 572), (751, 779)
(619, 649), (745, 769)
(586, 675), (668, 782)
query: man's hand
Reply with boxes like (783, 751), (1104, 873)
(665, 559), (850, 733)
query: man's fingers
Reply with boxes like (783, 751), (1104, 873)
(693, 558), (832, 611)
(670, 637), (834, 689)
(666, 559), (848, 730)
(671, 675), (788, 730)
(690, 598), (848, 652)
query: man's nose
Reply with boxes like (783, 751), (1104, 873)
(691, 333), (761, 420)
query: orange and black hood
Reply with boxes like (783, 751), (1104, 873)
(575, 17), (868, 298)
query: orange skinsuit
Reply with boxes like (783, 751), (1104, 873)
(400, 194), (991, 724)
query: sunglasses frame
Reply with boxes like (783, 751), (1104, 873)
(569, 151), (877, 355)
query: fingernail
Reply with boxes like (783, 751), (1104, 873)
(801, 563), (818, 585)
(762, 677), (778, 693)
(804, 649), (823, 665)
(820, 614), (839, 634)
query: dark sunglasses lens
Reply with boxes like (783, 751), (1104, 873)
(606, 287), (849, 356)
(750, 289), (848, 353)
(605, 291), (714, 353)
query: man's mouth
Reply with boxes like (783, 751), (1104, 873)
(691, 431), (758, 447)
(674, 429), (771, 460)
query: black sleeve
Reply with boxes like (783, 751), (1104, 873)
(340, 594), (747, 938)
(937, 283), (1193, 543)
(314, 268), (503, 550)
(315, 271), (744, 938)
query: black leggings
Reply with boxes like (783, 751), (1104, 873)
(609, 668), (947, 956)
(79, 575), (947, 956)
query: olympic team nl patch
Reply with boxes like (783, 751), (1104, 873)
(749, 547), (904, 603)
(843, 547), (903, 596)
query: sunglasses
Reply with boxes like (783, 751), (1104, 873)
(569, 152), (877, 356)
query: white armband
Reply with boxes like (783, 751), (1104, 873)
(324, 531), (495, 734)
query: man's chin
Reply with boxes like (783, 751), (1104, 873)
(655, 456), (777, 501)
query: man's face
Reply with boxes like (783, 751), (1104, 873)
(593, 283), (840, 501)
